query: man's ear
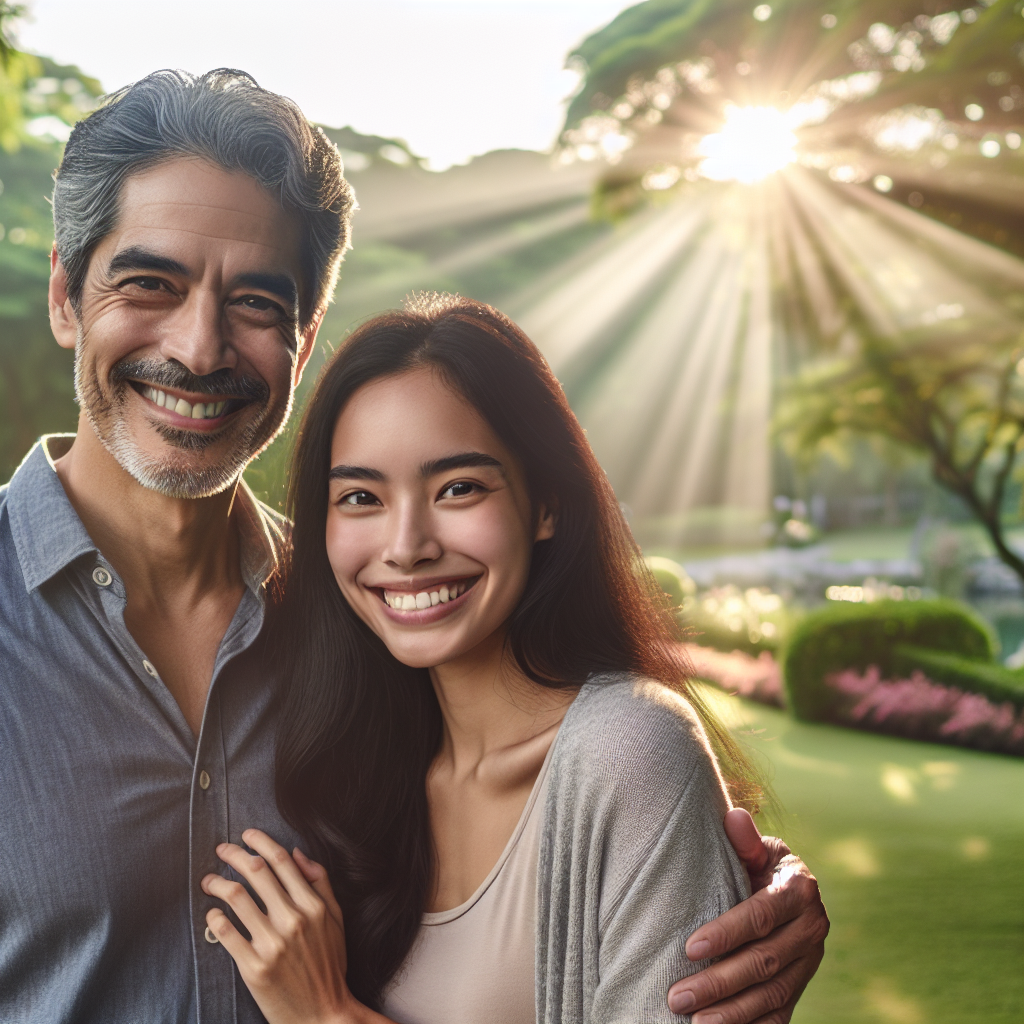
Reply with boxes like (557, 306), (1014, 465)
(535, 501), (557, 542)
(294, 308), (325, 386)
(49, 248), (78, 351)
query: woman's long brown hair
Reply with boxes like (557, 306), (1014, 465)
(272, 293), (763, 1007)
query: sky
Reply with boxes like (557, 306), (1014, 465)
(14, 0), (634, 169)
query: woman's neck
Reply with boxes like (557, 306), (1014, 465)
(428, 630), (577, 782)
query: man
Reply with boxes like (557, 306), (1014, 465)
(0, 69), (827, 1022)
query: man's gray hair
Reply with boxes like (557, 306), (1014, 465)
(53, 68), (355, 327)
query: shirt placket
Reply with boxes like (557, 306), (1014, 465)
(190, 683), (236, 1023)
(88, 556), (252, 1023)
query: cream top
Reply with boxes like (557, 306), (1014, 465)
(380, 745), (554, 1024)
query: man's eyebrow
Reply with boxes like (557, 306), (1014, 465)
(234, 272), (298, 311)
(421, 452), (505, 477)
(328, 465), (386, 482)
(107, 246), (190, 279)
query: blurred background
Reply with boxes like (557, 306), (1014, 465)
(1, 0), (1022, 1019)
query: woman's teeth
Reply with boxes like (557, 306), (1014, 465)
(384, 581), (469, 610)
(143, 386), (227, 420)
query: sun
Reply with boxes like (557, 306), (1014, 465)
(697, 105), (797, 184)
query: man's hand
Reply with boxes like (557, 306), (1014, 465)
(668, 809), (829, 1023)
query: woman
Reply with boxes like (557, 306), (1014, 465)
(201, 293), (763, 1024)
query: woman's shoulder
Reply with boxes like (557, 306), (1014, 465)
(559, 673), (713, 765)
(549, 672), (725, 812)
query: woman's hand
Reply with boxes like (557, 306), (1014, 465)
(202, 829), (367, 1024)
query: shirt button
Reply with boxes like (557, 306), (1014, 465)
(199, 770), (211, 791)
(204, 926), (219, 944)
(92, 566), (112, 587)
(142, 660), (158, 677)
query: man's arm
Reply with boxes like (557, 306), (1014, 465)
(668, 809), (830, 1023)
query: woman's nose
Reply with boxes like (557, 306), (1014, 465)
(382, 505), (442, 571)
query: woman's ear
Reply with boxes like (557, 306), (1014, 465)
(535, 502), (557, 542)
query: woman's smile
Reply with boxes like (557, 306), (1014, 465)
(377, 575), (479, 614)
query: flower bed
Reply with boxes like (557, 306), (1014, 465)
(825, 666), (1024, 756)
(683, 644), (786, 708)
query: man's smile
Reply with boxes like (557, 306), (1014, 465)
(128, 379), (250, 426)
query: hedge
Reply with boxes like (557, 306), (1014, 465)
(891, 645), (1024, 710)
(782, 599), (996, 721)
(682, 613), (781, 656)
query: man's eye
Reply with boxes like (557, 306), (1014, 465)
(124, 276), (163, 291)
(240, 295), (284, 314)
(441, 481), (478, 499)
(342, 491), (379, 506)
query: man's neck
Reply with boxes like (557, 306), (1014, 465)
(51, 415), (243, 607)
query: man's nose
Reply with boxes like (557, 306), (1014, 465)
(382, 503), (443, 572)
(157, 290), (235, 377)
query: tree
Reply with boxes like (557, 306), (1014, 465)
(0, 6), (104, 477)
(777, 323), (1024, 584)
(551, 0), (1024, 548)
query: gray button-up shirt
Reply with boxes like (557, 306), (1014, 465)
(0, 437), (301, 1023)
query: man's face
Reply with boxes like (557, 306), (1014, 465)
(59, 156), (314, 498)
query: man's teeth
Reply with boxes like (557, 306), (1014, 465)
(142, 386), (227, 420)
(384, 581), (469, 610)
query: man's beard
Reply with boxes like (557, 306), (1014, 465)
(75, 341), (291, 500)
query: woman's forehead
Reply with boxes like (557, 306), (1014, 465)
(330, 369), (503, 466)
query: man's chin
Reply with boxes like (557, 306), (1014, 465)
(155, 423), (225, 453)
(113, 445), (246, 499)
(98, 420), (265, 500)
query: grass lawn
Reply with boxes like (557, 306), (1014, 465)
(697, 685), (1024, 1023)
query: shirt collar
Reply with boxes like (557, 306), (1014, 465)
(7, 434), (288, 595)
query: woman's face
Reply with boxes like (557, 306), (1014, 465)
(326, 368), (554, 671)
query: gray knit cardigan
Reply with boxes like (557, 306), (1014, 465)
(535, 675), (750, 1024)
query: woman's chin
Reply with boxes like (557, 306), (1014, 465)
(380, 637), (461, 671)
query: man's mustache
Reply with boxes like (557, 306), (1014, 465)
(111, 360), (270, 403)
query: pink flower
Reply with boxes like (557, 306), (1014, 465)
(824, 667), (1024, 755)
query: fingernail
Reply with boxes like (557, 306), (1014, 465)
(687, 939), (711, 959)
(216, 843), (228, 854)
(694, 1014), (723, 1024)
(669, 990), (696, 1014)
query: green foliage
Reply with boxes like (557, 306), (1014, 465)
(782, 598), (995, 720)
(892, 643), (1024, 708)
(684, 611), (782, 655)
(566, 0), (1024, 137)
(683, 584), (795, 655)
(645, 553), (695, 607)
(778, 325), (1024, 587)
(0, 52), (102, 480)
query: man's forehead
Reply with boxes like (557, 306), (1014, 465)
(108, 156), (301, 258)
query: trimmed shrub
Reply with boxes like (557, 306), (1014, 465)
(783, 599), (995, 721)
(891, 646), (1024, 710)
(645, 556), (695, 609)
(682, 612), (782, 655)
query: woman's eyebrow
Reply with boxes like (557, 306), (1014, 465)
(421, 452), (504, 477)
(328, 465), (386, 482)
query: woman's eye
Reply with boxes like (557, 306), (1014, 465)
(342, 491), (379, 507)
(441, 481), (479, 499)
